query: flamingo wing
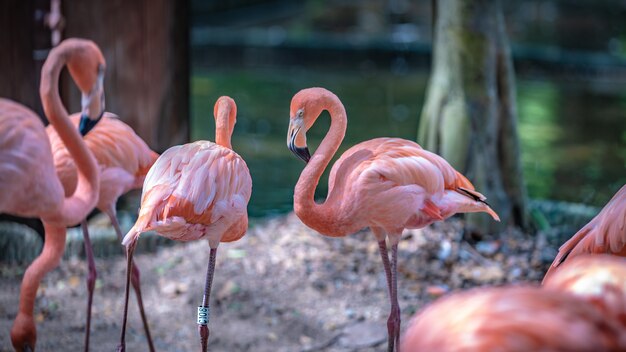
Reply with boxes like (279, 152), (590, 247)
(0, 98), (63, 216)
(123, 141), (251, 245)
(326, 138), (481, 234)
(545, 185), (626, 281)
(330, 138), (475, 196)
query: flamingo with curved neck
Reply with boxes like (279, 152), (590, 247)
(287, 88), (499, 352)
(47, 111), (159, 351)
(4, 38), (104, 352)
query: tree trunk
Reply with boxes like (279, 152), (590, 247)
(418, 0), (528, 232)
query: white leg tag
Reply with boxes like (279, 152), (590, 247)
(197, 306), (210, 325)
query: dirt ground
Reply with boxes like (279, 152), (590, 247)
(0, 214), (556, 351)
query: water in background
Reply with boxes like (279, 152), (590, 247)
(191, 67), (626, 217)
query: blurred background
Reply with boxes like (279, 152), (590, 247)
(1, 0), (625, 220)
(189, 0), (626, 217)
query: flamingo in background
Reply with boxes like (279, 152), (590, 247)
(47, 112), (159, 351)
(2, 38), (103, 352)
(543, 254), (626, 327)
(400, 286), (626, 351)
(118, 96), (252, 352)
(286, 87), (500, 352)
(543, 184), (626, 283)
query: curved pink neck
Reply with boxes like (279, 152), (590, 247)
(215, 104), (233, 149)
(40, 46), (99, 225)
(293, 95), (347, 235)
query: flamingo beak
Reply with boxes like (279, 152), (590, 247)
(79, 68), (105, 136)
(290, 144), (311, 163)
(485, 206), (500, 222)
(287, 120), (311, 163)
(79, 113), (100, 136)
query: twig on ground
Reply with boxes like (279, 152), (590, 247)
(300, 333), (343, 352)
(460, 241), (497, 266)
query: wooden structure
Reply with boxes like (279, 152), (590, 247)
(0, 0), (189, 151)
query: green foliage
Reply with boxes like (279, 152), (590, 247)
(518, 81), (561, 200)
(191, 68), (427, 217)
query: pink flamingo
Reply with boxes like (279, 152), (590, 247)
(118, 96), (252, 352)
(400, 286), (626, 351)
(47, 112), (159, 350)
(543, 184), (626, 283)
(3, 38), (103, 352)
(543, 254), (626, 328)
(287, 87), (500, 351)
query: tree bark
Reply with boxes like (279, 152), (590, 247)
(419, 0), (528, 232)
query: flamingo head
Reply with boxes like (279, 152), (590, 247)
(60, 38), (106, 136)
(439, 189), (500, 222)
(10, 313), (36, 352)
(287, 106), (311, 163)
(288, 88), (339, 163)
(214, 96), (237, 127)
(77, 63), (105, 136)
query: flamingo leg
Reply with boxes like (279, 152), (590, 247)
(199, 247), (218, 352)
(389, 243), (401, 350)
(378, 240), (399, 352)
(106, 207), (155, 352)
(117, 238), (137, 352)
(81, 221), (97, 352)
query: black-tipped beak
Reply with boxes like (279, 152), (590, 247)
(288, 142), (311, 163)
(79, 113), (101, 136)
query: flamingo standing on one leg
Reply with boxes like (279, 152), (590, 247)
(118, 96), (252, 352)
(543, 184), (626, 283)
(3, 38), (104, 352)
(286, 87), (500, 352)
(543, 254), (626, 327)
(47, 112), (159, 351)
(399, 286), (626, 351)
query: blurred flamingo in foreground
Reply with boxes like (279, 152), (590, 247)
(400, 286), (626, 352)
(286, 87), (499, 352)
(2, 38), (104, 352)
(118, 96), (252, 352)
(47, 112), (159, 351)
(543, 254), (626, 327)
(543, 184), (626, 283)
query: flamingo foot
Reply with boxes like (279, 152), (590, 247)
(10, 313), (36, 352)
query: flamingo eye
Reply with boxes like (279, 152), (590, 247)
(297, 109), (304, 118)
